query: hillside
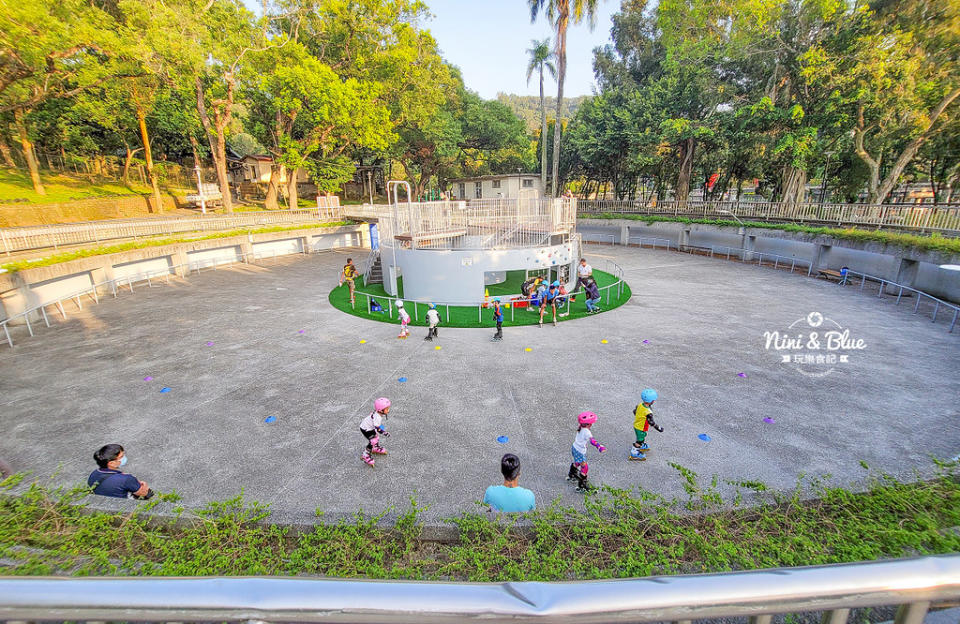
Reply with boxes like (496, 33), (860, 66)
(496, 93), (588, 134)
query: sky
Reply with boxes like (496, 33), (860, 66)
(242, 0), (620, 100)
(419, 0), (619, 99)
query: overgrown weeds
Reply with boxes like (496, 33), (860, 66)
(1, 462), (958, 579)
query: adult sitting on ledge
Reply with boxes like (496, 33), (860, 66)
(483, 453), (535, 513)
(88, 444), (154, 500)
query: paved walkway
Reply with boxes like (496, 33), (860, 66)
(0, 245), (957, 524)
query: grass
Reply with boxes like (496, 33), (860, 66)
(0, 167), (163, 205)
(0, 461), (958, 579)
(584, 214), (960, 255)
(0, 221), (355, 273)
(328, 270), (631, 328)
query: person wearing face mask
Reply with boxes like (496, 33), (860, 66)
(88, 444), (153, 499)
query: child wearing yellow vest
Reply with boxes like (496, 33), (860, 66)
(630, 388), (664, 462)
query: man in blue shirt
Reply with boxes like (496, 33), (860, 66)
(88, 444), (153, 499)
(483, 454), (535, 513)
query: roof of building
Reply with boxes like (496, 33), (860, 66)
(447, 174), (539, 183)
(242, 154), (275, 162)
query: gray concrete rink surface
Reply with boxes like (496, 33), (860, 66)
(0, 245), (958, 526)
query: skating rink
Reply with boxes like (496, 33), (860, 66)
(1, 244), (958, 524)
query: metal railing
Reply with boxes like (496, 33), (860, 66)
(0, 245), (334, 348)
(0, 555), (956, 622)
(578, 200), (960, 234)
(840, 268), (960, 333)
(345, 198), (578, 250)
(348, 257), (625, 322)
(0, 207), (344, 255)
(627, 236), (673, 250)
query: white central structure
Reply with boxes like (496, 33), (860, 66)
(349, 190), (580, 304)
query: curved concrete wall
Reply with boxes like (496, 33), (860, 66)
(579, 219), (960, 303)
(0, 225), (368, 325)
(392, 241), (577, 304)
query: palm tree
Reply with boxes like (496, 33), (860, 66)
(529, 0), (602, 196)
(526, 39), (556, 195)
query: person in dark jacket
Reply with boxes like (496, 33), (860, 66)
(87, 444), (153, 499)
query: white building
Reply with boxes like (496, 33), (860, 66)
(447, 174), (543, 200)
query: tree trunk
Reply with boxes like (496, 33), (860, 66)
(122, 146), (142, 185)
(136, 106), (163, 213)
(780, 165), (807, 207)
(539, 68), (548, 193)
(287, 168), (299, 209)
(264, 164), (281, 210)
(551, 9), (569, 197)
(195, 76), (234, 213)
(873, 86), (960, 204)
(12, 110), (44, 195)
(0, 131), (16, 167)
(675, 138), (695, 203)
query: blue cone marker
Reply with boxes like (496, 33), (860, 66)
(398, 377), (407, 383)
(698, 433), (711, 442)
(265, 416), (277, 423)
(497, 436), (509, 444)
(160, 387), (172, 393)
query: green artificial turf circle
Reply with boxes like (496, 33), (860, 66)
(328, 269), (632, 328)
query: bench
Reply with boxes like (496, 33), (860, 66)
(817, 269), (844, 281)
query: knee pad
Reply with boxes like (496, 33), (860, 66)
(370, 435), (379, 447)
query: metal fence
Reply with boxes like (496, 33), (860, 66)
(578, 200), (960, 234)
(840, 268), (960, 333)
(0, 207), (344, 255)
(349, 256), (624, 317)
(345, 198), (578, 250)
(0, 554), (956, 622)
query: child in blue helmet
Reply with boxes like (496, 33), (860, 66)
(630, 388), (664, 461)
(491, 298), (504, 341)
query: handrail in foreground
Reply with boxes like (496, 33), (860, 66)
(0, 555), (956, 623)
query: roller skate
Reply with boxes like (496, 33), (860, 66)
(566, 463), (578, 481)
(629, 448), (647, 461)
(362, 451), (375, 467)
(575, 475), (593, 493)
(371, 445), (387, 455)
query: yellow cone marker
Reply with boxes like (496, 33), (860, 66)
(601, 339), (608, 344)
(435, 346), (442, 350)
(525, 347), (532, 352)
(360, 339), (367, 344)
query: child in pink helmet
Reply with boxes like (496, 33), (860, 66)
(360, 397), (391, 467)
(567, 411), (606, 492)
(396, 301), (410, 339)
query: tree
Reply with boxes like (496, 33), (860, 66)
(802, 0), (960, 203)
(529, 0), (604, 196)
(246, 40), (393, 209)
(526, 39), (556, 192)
(0, 0), (142, 194)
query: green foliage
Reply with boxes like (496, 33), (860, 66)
(0, 221), (354, 273)
(1, 462), (958, 579)
(584, 213), (960, 254)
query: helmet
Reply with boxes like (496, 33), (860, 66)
(577, 411), (598, 426)
(552, 280), (560, 287)
(493, 297), (501, 302)
(429, 303), (436, 309)
(374, 397), (391, 412)
(396, 300), (404, 308)
(641, 388), (658, 403)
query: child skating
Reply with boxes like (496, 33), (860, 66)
(567, 411), (606, 492)
(491, 297), (503, 341)
(424, 303), (440, 341)
(629, 388), (664, 461)
(396, 300), (410, 339)
(360, 397), (391, 467)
